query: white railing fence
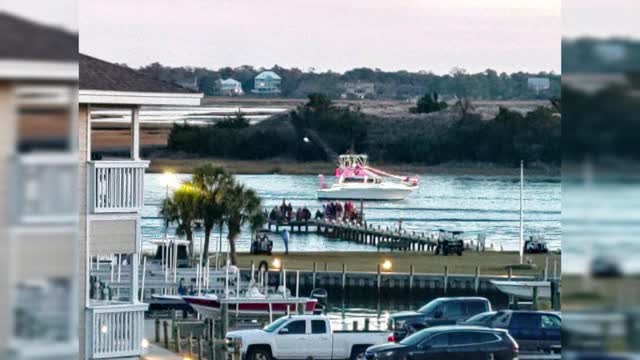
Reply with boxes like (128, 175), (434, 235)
(13, 153), (78, 223)
(90, 161), (149, 213)
(86, 302), (148, 359)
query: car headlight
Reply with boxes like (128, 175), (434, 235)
(225, 337), (241, 352)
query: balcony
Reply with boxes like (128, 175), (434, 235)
(13, 153), (78, 224)
(90, 160), (149, 213)
(86, 301), (148, 359)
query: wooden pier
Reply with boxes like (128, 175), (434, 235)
(266, 219), (440, 252)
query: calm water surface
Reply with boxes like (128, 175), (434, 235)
(142, 173), (561, 253)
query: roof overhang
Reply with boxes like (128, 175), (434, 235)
(79, 90), (203, 106)
(0, 59), (78, 81)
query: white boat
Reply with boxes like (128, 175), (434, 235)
(317, 181), (415, 200)
(490, 280), (551, 299)
(317, 154), (418, 201)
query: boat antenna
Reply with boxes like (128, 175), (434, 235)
(519, 160), (524, 265)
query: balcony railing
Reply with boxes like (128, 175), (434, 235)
(90, 161), (149, 213)
(86, 302), (148, 359)
(13, 153), (78, 224)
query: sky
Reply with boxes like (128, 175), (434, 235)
(77, 0), (561, 74)
(563, 0), (640, 39)
(1, 0), (77, 32)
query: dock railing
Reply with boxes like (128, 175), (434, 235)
(89, 160), (149, 213)
(86, 301), (149, 359)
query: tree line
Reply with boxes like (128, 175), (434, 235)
(563, 38), (640, 74)
(167, 94), (561, 167)
(138, 62), (559, 100)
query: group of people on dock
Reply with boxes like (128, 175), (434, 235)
(267, 200), (312, 223)
(266, 199), (362, 225)
(315, 200), (361, 222)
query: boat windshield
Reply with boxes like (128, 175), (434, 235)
(417, 298), (446, 314)
(263, 317), (289, 333)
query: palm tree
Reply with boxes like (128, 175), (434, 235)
(192, 165), (234, 266)
(223, 182), (263, 265)
(159, 182), (200, 265)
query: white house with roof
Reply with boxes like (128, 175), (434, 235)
(218, 78), (243, 96)
(252, 71), (281, 94)
(527, 77), (551, 93)
(79, 54), (202, 360)
(342, 81), (375, 99)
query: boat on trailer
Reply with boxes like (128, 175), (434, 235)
(317, 154), (418, 201)
(490, 280), (551, 300)
(179, 263), (319, 318)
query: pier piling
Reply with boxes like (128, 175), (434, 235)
(312, 262), (317, 288)
(444, 266), (449, 293)
(409, 265), (415, 291)
(155, 318), (160, 343)
(163, 320), (169, 349)
(342, 264), (347, 290)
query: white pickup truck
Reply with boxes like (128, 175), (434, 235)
(226, 315), (392, 360)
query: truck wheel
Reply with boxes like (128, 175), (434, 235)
(350, 345), (370, 360)
(247, 347), (272, 360)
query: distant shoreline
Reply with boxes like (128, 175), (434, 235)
(147, 157), (561, 176)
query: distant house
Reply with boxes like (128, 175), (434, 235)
(527, 77), (551, 93)
(342, 81), (375, 99)
(252, 71), (281, 94)
(218, 78), (244, 96)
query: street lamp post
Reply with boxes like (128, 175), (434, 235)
(162, 170), (177, 294)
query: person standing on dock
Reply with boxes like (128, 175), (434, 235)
(281, 229), (290, 254)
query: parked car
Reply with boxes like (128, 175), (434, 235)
(226, 315), (393, 360)
(590, 255), (623, 278)
(434, 229), (464, 256)
(365, 325), (519, 360)
(388, 297), (492, 341)
(459, 310), (561, 353)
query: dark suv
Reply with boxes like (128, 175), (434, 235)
(365, 326), (519, 360)
(388, 297), (492, 341)
(460, 310), (561, 353)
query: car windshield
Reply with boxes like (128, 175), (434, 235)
(399, 328), (440, 346)
(463, 312), (497, 324)
(417, 298), (445, 314)
(263, 317), (290, 333)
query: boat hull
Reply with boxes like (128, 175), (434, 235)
(490, 280), (551, 299)
(182, 296), (318, 317)
(317, 186), (416, 200)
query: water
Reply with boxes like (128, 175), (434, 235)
(142, 173), (561, 253)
